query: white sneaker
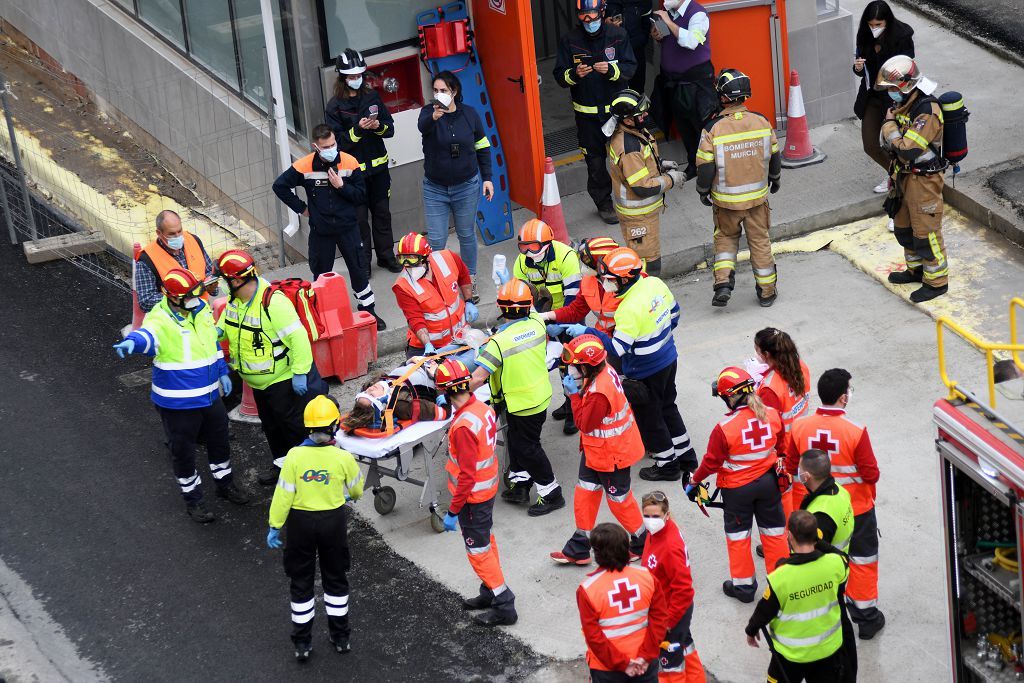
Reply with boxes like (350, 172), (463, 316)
(874, 179), (890, 194)
(887, 218), (894, 232)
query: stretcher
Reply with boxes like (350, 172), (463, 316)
(334, 341), (562, 533)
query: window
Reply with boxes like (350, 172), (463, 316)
(322, 0), (437, 57)
(137, 0), (186, 49)
(183, 0), (238, 88)
(816, 0), (840, 15)
(233, 0), (304, 133)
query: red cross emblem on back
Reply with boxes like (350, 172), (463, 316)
(742, 418), (771, 450)
(808, 429), (839, 456)
(608, 577), (641, 613)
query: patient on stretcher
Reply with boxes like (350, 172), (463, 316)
(341, 360), (451, 434)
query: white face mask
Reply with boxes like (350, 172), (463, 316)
(525, 245), (549, 263)
(434, 91), (453, 108)
(567, 366), (583, 381)
(407, 265), (427, 280)
(643, 517), (666, 534)
(844, 386), (853, 406)
(601, 279), (618, 294)
(310, 431), (334, 445)
(347, 77), (363, 90)
(663, 0), (682, 10)
(183, 297), (202, 310)
(870, 25), (885, 38)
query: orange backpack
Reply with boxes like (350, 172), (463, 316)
(261, 278), (327, 342)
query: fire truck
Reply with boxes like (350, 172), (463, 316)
(937, 298), (1024, 681)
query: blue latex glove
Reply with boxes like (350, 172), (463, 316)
(565, 323), (589, 338)
(443, 512), (459, 532)
(267, 527), (283, 549)
(497, 267), (511, 285)
(424, 341), (437, 355)
(562, 374), (579, 395)
(684, 484), (698, 501)
(113, 339), (135, 358)
(291, 373), (308, 396)
(436, 394), (448, 407)
(219, 375), (232, 396)
(546, 323), (567, 338)
(464, 301), (479, 323)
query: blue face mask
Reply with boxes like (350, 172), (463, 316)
(888, 90), (904, 103)
(583, 19), (602, 33)
(318, 146), (339, 162)
(166, 236), (184, 250)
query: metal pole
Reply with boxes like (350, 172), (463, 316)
(262, 46), (287, 267)
(258, 0), (298, 254)
(0, 72), (38, 240)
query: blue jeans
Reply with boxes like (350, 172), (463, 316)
(423, 174), (480, 274)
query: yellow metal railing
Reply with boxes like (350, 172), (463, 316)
(937, 297), (1024, 408)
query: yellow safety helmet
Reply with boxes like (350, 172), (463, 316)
(304, 395), (340, 429)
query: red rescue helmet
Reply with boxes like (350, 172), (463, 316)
(496, 279), (533, 311)
(435, 358), (472, 393)
(562, 334), (608, 366)
(714, 366), (756, 398)
(217, 249), (257, 280)
(162, 268), (204, 299)
(578, 236), (620, 270)
(397, 232), (432, 267)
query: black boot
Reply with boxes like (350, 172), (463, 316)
(563, 405), (579, 436)
(463, 584), (494, 610)
(722, 579), (757, 603)
(598, 208), (619, 225)
(645, 259), (662, 277)
(639, 463), (681, 481)
(331, 637), (351, 654)
(712, 285), (733, 307)
(552, 399), (570, 421)
(293, 642), (312, 662)
(858, 612), (886, 640)
(359, 305), (387, 331)
(216, 483), (250, 505)
(258, 466), (281, 486)
(910, 283), (948, 303)
(378, 257), (403, 274)
(528, 487), (566, 517)
(501, 482), (531, 505)
(186, 500), (215, 524)
(473, 588), (518, 626)
(887, 267), (922, 284)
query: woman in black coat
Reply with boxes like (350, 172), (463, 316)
(853, 0), (915, 193)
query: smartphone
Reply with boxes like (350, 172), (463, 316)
(651, 15), (671, 36)
(430, 98), (446, 108)
(366, 111), (378, 120)
(607, 13), (623, 25)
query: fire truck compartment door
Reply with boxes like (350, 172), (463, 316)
(938, 438), (1015, 504)
(469, 0), (545, 212)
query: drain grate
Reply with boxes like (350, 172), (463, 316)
(544, 127), (580, 158)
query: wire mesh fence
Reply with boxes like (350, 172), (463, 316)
(0, 24), (285, 297)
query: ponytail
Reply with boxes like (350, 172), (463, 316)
(755, 327), (806, 396)
(745, 392), (769, 423)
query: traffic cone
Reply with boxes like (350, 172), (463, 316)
(539, 157), (570, 243)
(229, 380), (262, 424)
(130, 242), (145, 330)
(781, 70), (826, 169)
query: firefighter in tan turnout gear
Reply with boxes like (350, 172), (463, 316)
(607, 89), (687, 277)
(695, 69), (782, 308)
(877, 55), (949, 304)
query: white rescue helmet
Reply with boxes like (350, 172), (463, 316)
(875, 55), (936, 95)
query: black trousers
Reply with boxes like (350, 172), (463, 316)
(664, 66), (716, 173)
(632, 361), (697, 470)
(307, 225), (374, 311)
(357, 170), (394, 267)
(283, 507), (351, 646)
(505, 409), (558, 494)
(589, 663), (659, 682)
(251, 366), (327, 466)
(627, 37), (649, 94)
(767, 648), (843, 683)
(577, 115), (613, 212)
(660, 604), (696, 675)
(157, 399), (232, 503)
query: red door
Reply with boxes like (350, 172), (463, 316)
(470, 0), (545, 213)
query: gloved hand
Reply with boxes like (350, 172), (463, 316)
(660, 159), (679, 172)
(424, 341), (437, 355)
(219, 375), (232, 396)
(436, 394), (448, 407)
(112, 339), (135, 358)
(770, 179), (781, 194)
(685, 483), (699, 502)
(267, 527), (283, 549)
(565, 323), (588, 338)
(291, 373), (308, 396)
(546, 323), (567, 338)
(699, 193), (713, 207)
(443, 512), (459, 532)
(667, 169), (686, 188)
(496, 267), (511, 285)
(464, 301), (479, 323)
(562, 374), (579, 395)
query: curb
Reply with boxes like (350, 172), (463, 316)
(944, 183), (1024, 248)
(893, 0), (1024, 70)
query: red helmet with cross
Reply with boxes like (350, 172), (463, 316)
(562, 334), (608, 367)
(161, 268), (204, 299)
(435, 358), (472, 393)
(217, 249), (257, 280)
(715, 366), (756, 398)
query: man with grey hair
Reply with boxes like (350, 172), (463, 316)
(798, 449), (854, 553)
(135, 209), (217, 311)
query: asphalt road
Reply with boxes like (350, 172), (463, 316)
(0, 241), (542, 682)
(899, 0), (1024, 62)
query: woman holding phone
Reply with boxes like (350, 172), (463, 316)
(853, 1), (915, 193)
(417, 70), (494, 303)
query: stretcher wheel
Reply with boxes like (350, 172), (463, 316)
(373, 486), (397, 515)
(430, 510), (446, 534)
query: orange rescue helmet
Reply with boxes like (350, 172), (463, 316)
(217, 249), (257, 280)
(518, 219), (554, 251)
(496, 278), (533, 311)
(562, 334), (608, 366)
(598, 247), (644, 279)
(435, 358), (472, 393)
(162, 268), (204, 299)
(578, 236), (620, 270)
(715, 366), (756, 398)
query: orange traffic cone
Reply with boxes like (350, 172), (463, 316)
(539, 157), (570, 243)
(781, 70), (826, 168)
(229, 380), (262, 424)
(130, 242), (145, 330)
